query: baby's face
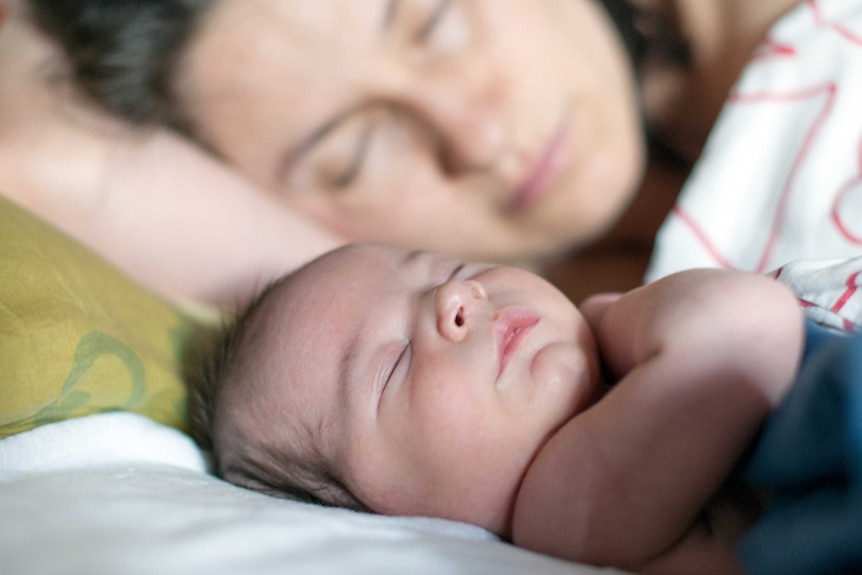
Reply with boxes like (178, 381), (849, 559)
(253, 244), (599, 535)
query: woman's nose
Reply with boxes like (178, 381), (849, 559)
(409, 67), (508, 174)
(434, 279), (488, 342)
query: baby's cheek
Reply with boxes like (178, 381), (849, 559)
(530, 341), (598, 417)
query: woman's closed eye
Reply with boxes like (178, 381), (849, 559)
(291, 112), (379, 192)
(293, 1), (467, 191)
(332, 119), (376, 189)
(284, 1), (470, 192)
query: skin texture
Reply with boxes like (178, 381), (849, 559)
(219, 244), (805, 574)
(179, 0), (645, 261)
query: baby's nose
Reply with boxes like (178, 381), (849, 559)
(434, 279), (488, 342)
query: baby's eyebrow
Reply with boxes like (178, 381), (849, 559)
(401, 249), (424, 267)
(339, 330), (362, 409)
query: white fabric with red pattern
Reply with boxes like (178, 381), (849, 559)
(647, 0), (862, 333)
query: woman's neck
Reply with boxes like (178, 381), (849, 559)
(642, 0), (803, 161)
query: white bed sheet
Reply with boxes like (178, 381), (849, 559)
(0, 413), (629, 575)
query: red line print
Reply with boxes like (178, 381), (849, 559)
(677, 83), (838, 272)
(753, 83), (836, 272)
(671, 205), (736, 269)
(727, 83), (835, 105)
(753, 38), (798, 62)
(831, 271), (861, 313)
(832, 179), (862, 243)
(797, 298), (860, 333)
(831, 138), (862, 244)
(809, 0), (862, 46)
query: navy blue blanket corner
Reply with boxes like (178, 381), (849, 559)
(739, 321), (862, 575)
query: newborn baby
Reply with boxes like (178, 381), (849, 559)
(188, 243), (804, 574)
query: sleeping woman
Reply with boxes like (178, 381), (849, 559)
(6, 0), (860, 311)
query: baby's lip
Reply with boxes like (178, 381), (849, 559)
(495, 307), (540, 382)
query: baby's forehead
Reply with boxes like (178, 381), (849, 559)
(321, 242), (406, 269)
(262, 243), (400, 377)
(289, 243), (406, 296)
(240, 246), (409, 461)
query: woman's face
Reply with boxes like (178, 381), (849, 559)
(180, 0), (644, 261)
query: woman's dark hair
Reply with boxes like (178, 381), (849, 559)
(597, 0), (691, 72)
(27, 0), (213, 132)
(597, 0), (691, 165)
(29, 0), (688, 135)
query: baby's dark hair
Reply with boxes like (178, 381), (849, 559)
(185, 273), (368, 511)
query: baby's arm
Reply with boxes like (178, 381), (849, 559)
(513, 269), (804, 572)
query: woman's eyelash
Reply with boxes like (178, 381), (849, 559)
(416, 0), (452, 42)
(333, 120), (376, 189)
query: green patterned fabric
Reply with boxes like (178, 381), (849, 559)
(0, 196), (198, 438)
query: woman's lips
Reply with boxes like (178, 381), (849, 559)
(495, 308), (540, 381)
(507, 118), (571, 213)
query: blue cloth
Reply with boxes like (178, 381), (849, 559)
(739, 321), (862, 575)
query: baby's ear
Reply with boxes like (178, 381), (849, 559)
(579, 293), (623, 333)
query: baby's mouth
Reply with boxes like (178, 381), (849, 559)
(495, 308), (540, 381)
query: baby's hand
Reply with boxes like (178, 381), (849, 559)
(514, 269), (804, 572)
(579, 292), (622, 334)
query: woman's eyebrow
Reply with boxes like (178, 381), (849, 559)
(383, 0), (401, 31)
